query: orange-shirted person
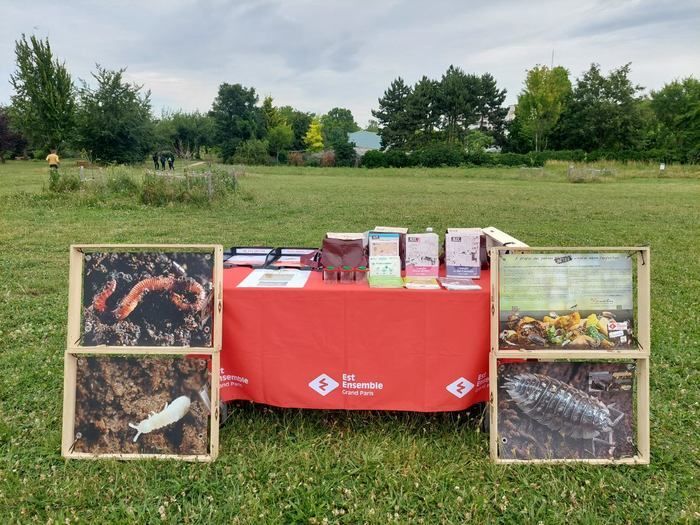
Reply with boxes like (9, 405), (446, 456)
(46, 150), (60, 170)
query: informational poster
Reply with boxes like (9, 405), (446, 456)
(71, 356), (211, 456)
(499, 253), (634, 349)
(81, 251), (214, 347)
(497, 361), (636, 461)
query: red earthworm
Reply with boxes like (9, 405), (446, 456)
(113, 276), (175, 321)
(170, 278), (207, 313)
(92, 279), (116, 313)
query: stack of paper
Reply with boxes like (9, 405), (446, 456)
(439, 277), (481, 291)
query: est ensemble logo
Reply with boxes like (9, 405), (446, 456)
(309, 373), (384, 397)
(446, 377), (475, 398)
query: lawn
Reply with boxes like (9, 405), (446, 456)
(0, 159), (699, 523)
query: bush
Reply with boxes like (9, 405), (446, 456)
(320, 151), (336, 167)
(384, 149), (409, 168)
(333, 141), (357, 167)
(106, 168), (139, 195)
(287, 152), (304, 166)
(232, 139), (271, 165)
(361, 150), (386, 168)
(414, 143), (464, 167)
(48, 170), (80, 192)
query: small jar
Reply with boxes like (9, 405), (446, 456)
(354, 266), (368, 283)
(323, 266), (338, 284)
(340, 265), (354, 284)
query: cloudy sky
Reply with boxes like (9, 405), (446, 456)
(1, 0), (698, 126)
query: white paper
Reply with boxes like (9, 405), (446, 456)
(237, 269), (311, 288)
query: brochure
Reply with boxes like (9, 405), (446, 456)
(369, 232), (400, 257)
(405, 232), (439, 277)
(369, 255), (401, 277)
(404, 277), (440, 290)
(368, 275), (404, 288)
(445, 228), (481, 278)
(439, 277), (481, 291)
(237, 269), (311, 288)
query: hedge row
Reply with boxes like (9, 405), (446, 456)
(362, 145), (546, 168)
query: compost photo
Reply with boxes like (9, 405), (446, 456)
(72, 356), (211, 456)
(81, 251), (214, 347)
(497, 361), (636, 460)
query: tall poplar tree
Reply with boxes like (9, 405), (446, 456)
(10, 34), (76, 150)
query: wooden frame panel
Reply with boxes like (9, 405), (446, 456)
(62, 244), (223, 462)
(489, 246), (650, 465)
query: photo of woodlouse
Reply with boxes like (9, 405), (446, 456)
(72, 356), (210, 455)
(497, 361), (636, 460)
(81, 251), (214, 346)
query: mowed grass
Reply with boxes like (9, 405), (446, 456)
(0, 160), (699, 523)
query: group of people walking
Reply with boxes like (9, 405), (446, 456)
(152, 152), (175, 171)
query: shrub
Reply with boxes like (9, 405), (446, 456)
(414, 143), (464, 167)
(48, 170), (80, 192)
(361, 150), (386, 168)
(333, 141), (357, 167)
(384, 149), (409, 168)
(304, 155), (321, 167)
(287, 152), (304, 166)
(320, 150), (336, 167)
(232, 139), (271, 165)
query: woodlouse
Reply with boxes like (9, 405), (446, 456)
(502, 373), (623, 441)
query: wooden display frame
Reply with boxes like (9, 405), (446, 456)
(62, 244), (223, 462)
(489, 246), (650, 464)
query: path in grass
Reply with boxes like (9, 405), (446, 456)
(0, 161), (699, 523)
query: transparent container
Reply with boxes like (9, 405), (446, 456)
(354, 266), (368, 284)
(340, 265), (354, 284)
(323, 266), (338, 284)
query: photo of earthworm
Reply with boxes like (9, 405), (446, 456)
(72, 356), (210, 456)
(80, 251), (214, 347)
(499, 310), (635, 350)
(497, 361), (636, 460)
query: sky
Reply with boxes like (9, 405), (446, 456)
(1, 0), (698, 126)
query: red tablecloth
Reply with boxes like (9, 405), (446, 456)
(220, 268), (491, 411)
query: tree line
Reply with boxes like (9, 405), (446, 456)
(1, 33), (698, 165)
(374, 63), (699, 163)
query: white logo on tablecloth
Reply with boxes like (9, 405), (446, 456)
(309, 374), (339, 396)
(446, 377), (474, 398)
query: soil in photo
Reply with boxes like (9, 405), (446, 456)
(81, 251), (213, 346)
(497, 361), (636, 460)
(73, 356), (210, 455)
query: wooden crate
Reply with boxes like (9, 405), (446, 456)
(489, 246), (650, 464)
(61, 244), (223, 462)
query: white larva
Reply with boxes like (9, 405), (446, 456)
(128, 395), (191, 442)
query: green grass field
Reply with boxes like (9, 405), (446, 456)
(1, 159), (699, 523)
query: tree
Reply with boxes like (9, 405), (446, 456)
(476, 73), (508, 140)
(332, 137), (357, 167)
(405, 76), (440, 147)
(436, 65), (481, 144)
(650, 77), (700, 161)
(372, 77), (412, 150)
(464, 130), (494, 153)
(320, 107), (360, 146)
(0, 107), (27, 162)
(267, 123), (294, 161)
(209, 83), (262, 162)
(261, 95), (284, 132)
(232, 139), (270, 165)
(515, 65), (571, 151)
(10, 34), (76, 150)
(304, 117), (324, 152)
(155, 110), (215, 159)
(553, 63), (644, 151)
(278, 106), (313, 150)
(76, 65), (154, 164)
(365, 119), (380, 133)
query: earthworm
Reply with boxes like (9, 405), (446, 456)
(92, 279), (116, 313)
(128, 395), (191, 442)
(113, 276), (176, 320)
